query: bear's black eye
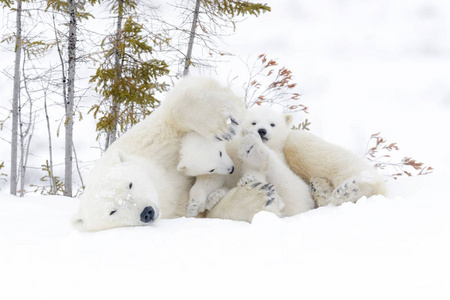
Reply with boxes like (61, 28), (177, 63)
(110, 210), (117, 216)
(270, 123), (275, 127)
(129, 182), (133, 189)
(209, 169), (215, 173)
(219, 151), (222, 157)
(251, 122), (256, 126)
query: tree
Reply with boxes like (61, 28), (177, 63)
(47, 0), (99, 197)
(89, 0), (169, 150)
(3, 0), (23, 195)
(64, 0), (76, 197)
(178, 0), (271, 76)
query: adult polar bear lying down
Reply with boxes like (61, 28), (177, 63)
(73, 77), (258, 231)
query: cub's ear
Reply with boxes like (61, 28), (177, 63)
(177, 161), (187, 173)
(285, 114), (293, 126)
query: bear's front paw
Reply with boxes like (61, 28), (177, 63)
(238, 133), (268, 166)
(213, 115), (240, 142)
(186, 198), (206, 217)
(206, 189), (227, 211)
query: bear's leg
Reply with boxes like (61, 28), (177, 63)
(206, 177), (283, 222)
(310, 177), (333, 207)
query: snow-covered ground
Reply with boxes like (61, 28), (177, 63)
(1, 0), (449, 299)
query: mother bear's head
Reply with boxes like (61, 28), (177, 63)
(73, 150), (161, 231)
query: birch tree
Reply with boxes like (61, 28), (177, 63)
(178, 0), (271, 76)
(63, 0), (76, 197)
(46, 0), (99, 197)
(2, 0), (23, 195)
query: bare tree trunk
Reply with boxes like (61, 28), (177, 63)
(65, 0), (77, 197)
(44, 92), (57, 195)
(10, 0), (23, 196)
(183, 0), (201, 77)
(105, 0), (124, 150)
(19, 52), (35, 197)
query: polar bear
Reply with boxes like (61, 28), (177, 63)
(178, 132), (235, 217)
(236, 106), (315, 216)
(73, 77), (250, 231)
(243, 105), (386, 207)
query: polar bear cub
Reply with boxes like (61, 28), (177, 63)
(239, 106), (315, 216)
(178, 132), (235, 217)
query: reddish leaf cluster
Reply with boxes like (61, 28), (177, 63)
(243, 54), (308, 114)
(365, 133), (433, 180)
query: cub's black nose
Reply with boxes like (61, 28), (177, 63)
(257, 128), (267, 137)
(140, 206), (155, 223)
(229, 166), (234, 174)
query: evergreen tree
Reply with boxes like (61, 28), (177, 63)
(89, 0), (169, 149)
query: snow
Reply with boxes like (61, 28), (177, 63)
(1, 187), (449, 299)
(1, 0), (450, 299)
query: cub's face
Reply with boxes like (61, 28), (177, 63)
(244, 106), (292, 151)
(178, 132), (234, 176)
(73, 151), (161, 231)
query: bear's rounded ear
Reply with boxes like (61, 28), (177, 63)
(177, 162), (186, 173)
(285, 114), (293, 126)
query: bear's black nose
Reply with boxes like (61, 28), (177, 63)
(257, 128), (267, 137)
(140, 206), (155, 223)
(229, 166), (234, 174)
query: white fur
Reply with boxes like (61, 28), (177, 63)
(238, 131), (315, 216)
(178, 132), (234, 176)
(208, 106), (314, 221)
(178, 132), (234, 217)
(284, 130), (386, 206)
(73, 77), (245, 231)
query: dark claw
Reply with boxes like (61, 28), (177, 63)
(260, 183), (270, 190)
(229, 127), (236, 136)
(265, 198), (275, 206)
(230, 117), (239, 125)
(214, 135), (222, 141)
(251, 182), (262, 188)
(344, 183), (348, 188)
(247, 145), (254, 154)
(353, 189), (358, 193)
(222, 133), (231, 141)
